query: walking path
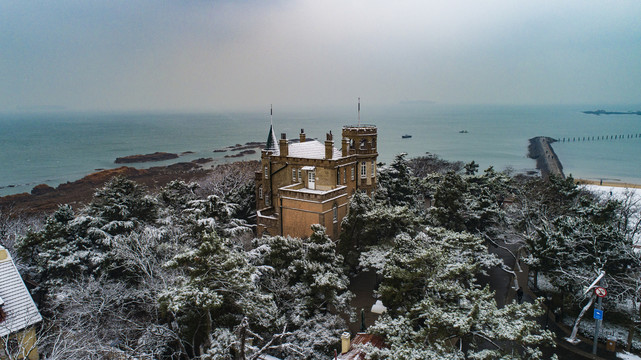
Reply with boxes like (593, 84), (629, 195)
(496, 240), (620, 359)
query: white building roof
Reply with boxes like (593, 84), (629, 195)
(0, 246), (42, 337)
(288, 140), (342, 160)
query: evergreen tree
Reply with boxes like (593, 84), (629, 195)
(88, 176), (158, 234)
(249, 225), (352, 359)
(339, 191), (421, 269)
(161, 231), (272, 358)
(16, 204), (107, 288)
(376, 153), (420, 207)
(365, 228), (554, 359)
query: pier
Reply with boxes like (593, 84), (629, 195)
(528, 137), (565, 180)
(559, 133), (640, 142)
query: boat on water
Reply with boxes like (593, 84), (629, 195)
(402, 134), (412, 138)
(459, 130), (469, 133)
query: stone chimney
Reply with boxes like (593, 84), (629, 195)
(325, 131), (334, 160)
(342, 138), (349, 157)
(299, 128), (306, 143)
(341, 332), (351, 354)
(279, 133), (288, 157)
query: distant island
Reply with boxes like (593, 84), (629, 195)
(583, 109), (641, 116)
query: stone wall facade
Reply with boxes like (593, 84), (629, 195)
(256, 125), (378, 240)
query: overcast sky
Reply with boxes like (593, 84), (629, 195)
(1, 0), (640, 111)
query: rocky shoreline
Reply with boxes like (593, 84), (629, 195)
(115, 152), (179, 164)
(528, 136), (565, 180)
(0, 162), (209, 216)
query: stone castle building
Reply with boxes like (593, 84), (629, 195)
(255, 123), (378, 240)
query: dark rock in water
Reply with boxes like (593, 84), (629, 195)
(31, 184), (55, 195)
(181, 151), (195, 155)
(224, 149), (256, 158)
(115, 152), (179, 164)
(192, 157), (214, 164)
(165, 162), (199, 171)
(213, 149), (228, 153)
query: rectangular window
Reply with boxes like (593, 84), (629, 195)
(351, 167), (355, 180)
(264, 165), (268, 179)
(258, 186), (263, 199)
(361, 162), (367, 179)
(298, 169), (301, 181)
(336, 169), (340, 185)
(371, 160), (376, 178)
(292, 168), (297, 182)
(333, 205), (338, 222)
(343, 168), (346, 184)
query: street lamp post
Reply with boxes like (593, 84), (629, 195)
(545, 294), (553, 329)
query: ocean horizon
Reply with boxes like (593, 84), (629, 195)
(1, 104), (640, 196)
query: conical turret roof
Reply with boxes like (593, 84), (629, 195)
(265, 124), (279, 155)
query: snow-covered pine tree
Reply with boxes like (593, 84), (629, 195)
(249, 225), (352, 359)
(365, 227), (554, 359)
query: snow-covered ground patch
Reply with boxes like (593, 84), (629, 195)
(618, 351), (641, 360)
(562, 315), (641, 351)
(583, 184), (641, 203)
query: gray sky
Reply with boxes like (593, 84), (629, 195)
(1, 0), (640, 111)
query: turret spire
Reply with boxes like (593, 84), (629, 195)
(265, 105), (278, 154)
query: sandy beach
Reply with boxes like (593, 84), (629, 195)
(576, 179), (641, 189)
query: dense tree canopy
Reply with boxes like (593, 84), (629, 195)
(7, 155), (640, 358)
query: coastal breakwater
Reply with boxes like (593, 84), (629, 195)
(559, 133), (640, 142)
(528, 137), (565, 180)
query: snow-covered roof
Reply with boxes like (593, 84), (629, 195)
(0, 246), (42, 337)
(288, 140), (341, 160)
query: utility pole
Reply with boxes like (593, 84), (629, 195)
(593, 287), (607, 355)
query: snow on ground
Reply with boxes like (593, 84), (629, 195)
(583, 184), (641, 199)
(562, 313), (641, 351)
(618, 351), (641, 360)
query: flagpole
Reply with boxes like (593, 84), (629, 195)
(358, 98), (360, 126)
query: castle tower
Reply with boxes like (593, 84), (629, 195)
(256, 118), (378, 240)
(341, 124), (378, 195)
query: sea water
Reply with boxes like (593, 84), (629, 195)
(1, 104), (639, 196)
